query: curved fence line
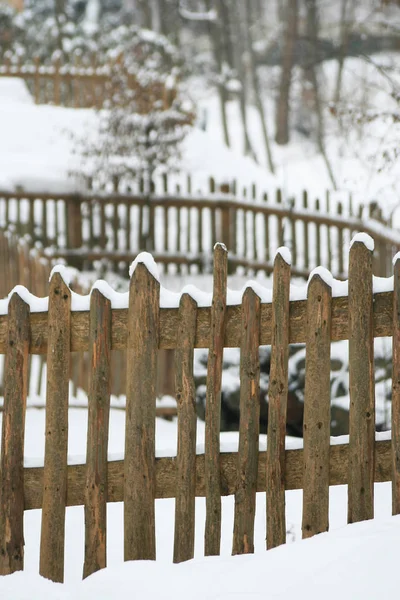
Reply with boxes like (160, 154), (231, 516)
(0, 186), (398, 279)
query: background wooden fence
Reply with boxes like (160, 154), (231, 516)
(0, 239), (399, 582)
(0, 181), (398, 280)
(0, 54), (177, 110)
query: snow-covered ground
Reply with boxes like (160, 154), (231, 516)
(0, 403), (395, 598)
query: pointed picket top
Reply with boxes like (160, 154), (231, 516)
(49, 264), (72, 287)
(275, 246), (292, 266)
(129, 252), (160, 282)
(307, 266), (334, 291)
(349, 232), (375, 252)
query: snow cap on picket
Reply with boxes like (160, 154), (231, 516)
(129, 252), (160, 282)
(49, 264), (72, 286)
(393, 252), (400, 266)
(307, 266), (334, 289)
(275, 246), (291, 265)
(349, 232), (374, 252)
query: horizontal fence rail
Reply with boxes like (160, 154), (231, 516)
(0, 183), (398, 280)
(0, 55), (177, 110)
(0, 236), (400, 582)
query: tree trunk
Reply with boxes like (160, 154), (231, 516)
(231, 0), (257, 161)
(334, 0), (354, 105)
(241, 0), (274, 172)
(208, 0), (231, 147)
(275, 0), (298, 145)
(305, 0), (337, 188)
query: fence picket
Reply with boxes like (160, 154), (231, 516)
(0, 294), (30, 575)
(348, 239), (375, 523)
(392, 256), (400, 514)
(266, 252), (290, 549)
(204, 244), (228, 556)
(124, 262), (159, 561)
(232, 287), (261, 555)
(83, 289), (112, 579)
(40, 272), (71, 583)
(173, 294), (198, 563)
(302, 273), (332, 538)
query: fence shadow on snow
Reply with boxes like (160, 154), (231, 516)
(0, 236), (399, 582)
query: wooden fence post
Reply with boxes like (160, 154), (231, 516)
(0, 293), (30, 575)
(66, 196), (83, 269)
(302, 272), (332, 538)
(392, 255), (400, 514)
(204, 244), (228, 556)
(83, 288), (112, 579)
(173, 294), (198, 563)
(348, 237), (375, 524)
(232, 287), (261, 555)
(266, 251), (290, 549)
(40, 271), (71, 583)
(124, 260), (159, 561)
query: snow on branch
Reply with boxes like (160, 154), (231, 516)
(178, 1), (217, 22)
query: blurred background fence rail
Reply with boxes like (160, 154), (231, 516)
(0, 180), (398, 280)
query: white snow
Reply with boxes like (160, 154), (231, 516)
(49, 264), (72, 286)
(307, 266), (334, 290)
(129, 252), (160, 282)
(349, 232), (375, 252)
(275, 246), (292, 265)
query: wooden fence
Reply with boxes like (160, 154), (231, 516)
(0, 182), (398, 279)
(0, 238), (399, 581)
(0, 54), (177, 110)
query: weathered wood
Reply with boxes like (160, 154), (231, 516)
(348, 240), (375, 524)
(40, 272), (71, 583)
(124, 262), (159, 561)
(204, 244), (228, 556)
(83, 289), (112, 579)
(20, 439), (394, 510)
(232, 288), (261, 555)
(302, 274), (332, 538)
(173, 294), (198, 563)
(0, 294), (30, 575)
(0, 288), (395, 354)
(266, 253), (290, 549)
(392, 256), (400, 514)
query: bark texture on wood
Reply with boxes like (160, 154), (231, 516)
(302, 275), (332, 538)
(266, 253), (290, 549)
(173, 294), (198, 563)
(124, 263), (159, 561)
(83, 289), (112, 579)
(0, 287), (395, 354)
(205, 244), (228, 556)
(232, 288), (261, 555)
(40, 273), (71, 583)
(21, 438), (393, 510)
(0, 294), (30, 575)
(348, 241), (375, 524)
(392, 257), (400, 514)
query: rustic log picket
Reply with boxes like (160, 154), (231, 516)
(173, 294), (198, 563)
(302, 273), (332, 538)
(39, 272), (71, 583)
(83, 289), (112, 579)
(205, 244), (228, 556)
(348, 240), (375, 524)
(124, 261), (159, 561)
(266, 251), (290, 549)
(0, 294), (30, 575)
(232, 287), (261, 555)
